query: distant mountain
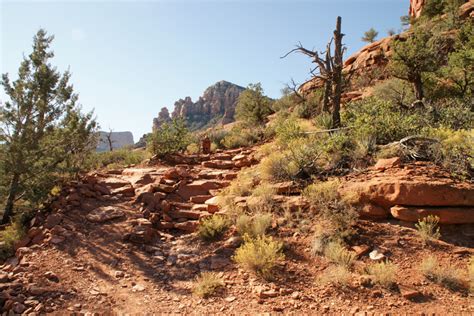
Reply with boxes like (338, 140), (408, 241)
(96, 131), (134, 152)
(152, 80), (245, 131)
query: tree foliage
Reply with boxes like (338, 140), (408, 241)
(389, 27), (440, 101)
(362, 28), (378, 43)
(0, 29), (97, 223)
(147, 118), (190, 157)
(235, 83), (273, 125)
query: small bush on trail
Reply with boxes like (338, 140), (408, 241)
(148, 118), (190, 158)
(198, 215), (231, 242)
(420, 256), (464, 291)
(365, 261), (398, 289)
(236, 213), (272, 239)
(317, 265), (352, 287)
(233, 235), (284, 279)
(323, 241), (357, 268)
(192, 272), (224, 298)
(415, 215), (441, 245)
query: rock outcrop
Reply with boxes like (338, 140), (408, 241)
(152, 81), (245, 131)
(299, 0), (473, 97)
(96, 131), (134, 152)
(340, 161), (474, 224)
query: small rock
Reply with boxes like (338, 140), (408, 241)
(44, 271), (59, 283)
(399, 284), (422, 300)
(114, 271), (125, 278)
(224, 296), (236, 302)
(258, 289), (279, 299)
(132, 284), (146, 292)
(369, 249), (385, 261)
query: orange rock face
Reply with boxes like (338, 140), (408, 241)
(409, 0), (426, 19)
(390, 205), (474, 224)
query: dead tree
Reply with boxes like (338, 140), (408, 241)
(282, 16), (345, 129)
(105, 129), (115, 152)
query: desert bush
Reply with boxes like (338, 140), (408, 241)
(373, 78), (416, 108)
(323, 241), (357, 268)
(314, 112), (333, 130)
(198, 215), (231, 241)
(186, 143), (200, 154)
(84, 148), (150, 170)
(220, 168), (256, 198)
(236, 213), (272, 239)
(304, 180), (358, 241)
(281, 207), (312, 234)
(247, 183), (276, 212)
(274, 117), (303, 146)
(317, 265), (352, 287)
(192, 272), (224, 298)
(365, 261), (398, 289)
(221, 124), (265, 149)
(0, 221), (25, 261)
(148, 118), (190, 158)
(420, 256), (464, 290)
(425, 128), (474, 179)
(343, 97), (426, 145)
(415, 215), (441, 245)
(259, 152), (299, 182)
(233, 235), (284, 279)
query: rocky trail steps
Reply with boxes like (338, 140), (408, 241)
(1, 148), (474, 314)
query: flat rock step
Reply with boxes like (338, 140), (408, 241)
(390, 205), (474, 224)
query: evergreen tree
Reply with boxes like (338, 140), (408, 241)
(0, 29), (97, 224)
(361, 28), (379, 43)
(389, 27), (440, 101)
(235, 83), (273, 125)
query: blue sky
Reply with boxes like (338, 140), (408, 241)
(1, 0), (407, 140)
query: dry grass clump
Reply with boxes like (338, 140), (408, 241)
(192, 272), (224, 298)
(420, 256), (464, 291)
(247, 182), (276, 212)
(317, 265), (352, 287)
(0, 221), (25, 261)
(233, 235), (284, 279)
(236, 213), (272, 239)
(198, 214), (231, 242)
(259, 152), (299, 182)
(365, 261), (398, 289)
(415, 215), (441, 245)
(323, 241), (357, 269)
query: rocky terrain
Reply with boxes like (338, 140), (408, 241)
(1, 145), (473, 314)
(96, 131), (134, 152)
(152, 81), (245, 131)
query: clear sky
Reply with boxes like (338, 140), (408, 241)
(1, 0), (407, 140)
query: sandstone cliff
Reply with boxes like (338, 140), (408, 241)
(152, 81), (245, 131)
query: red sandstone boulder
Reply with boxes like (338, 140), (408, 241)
(374, 157), (401, 171)
(202, 160), (234, 169)
(390, 205), (474, 224)
(176, 180), (224, 200)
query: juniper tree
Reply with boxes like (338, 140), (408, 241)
(0, 29), (97, 224)
(235, 83), (273, 125)
(362, 28), (378, 43)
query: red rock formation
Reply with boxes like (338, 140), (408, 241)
(409, 0), (426, 19)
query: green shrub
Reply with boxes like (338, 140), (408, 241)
(343, 97), (426, 144)
(259, 152), (299, 182)
(415, 215), (441, 245)
(235, 83), (274, 125)
(148, 118), (190, 158)
(233, 235), (284, 279)
(317, 265), (351, 287)
(84, 148), (150, 170)
(192, 272), (224, 298)
(420, 256), (464, 290)
(198, 215), (231, 241)
(221, 124), (265, 149)
(236, 213), (272, 239)
(248, 183), (276, 212)
(303, 180), (340, 207)
(0, 221), (25, 261)
(323, 241), (356, 268)
(373, 78), (416, 108)
(425, 128), (474, 179)
(314, 112), (333, 130)
(274, 117), (303, 146)
(365, 261), (398, 289)
(186, 143), (200, 154)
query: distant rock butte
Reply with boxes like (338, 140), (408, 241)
(96, 131), (134, 152)
(152, 81), (245, 131)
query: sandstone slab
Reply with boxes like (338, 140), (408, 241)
(390, 205), (474, 224)
(86, 206), (125, 223)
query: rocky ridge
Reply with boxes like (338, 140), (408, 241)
(152, 81), (245, 131)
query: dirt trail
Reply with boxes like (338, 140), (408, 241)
(1, 149), (474, 314)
